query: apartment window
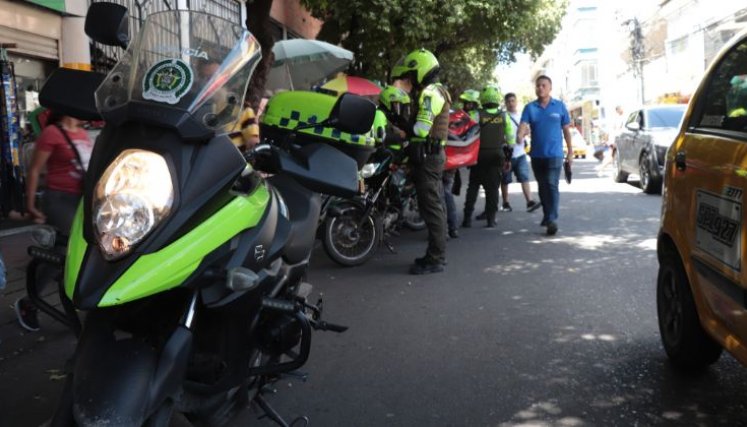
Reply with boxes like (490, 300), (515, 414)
(580, 62), (598, 87)
(669, 35), (689, 55)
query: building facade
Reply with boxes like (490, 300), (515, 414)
(531, 0), (606, 143)
(269, 0), (322, 40)
(532, 0), (747, 141)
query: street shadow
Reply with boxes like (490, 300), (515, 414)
(497, 330), (747, 426)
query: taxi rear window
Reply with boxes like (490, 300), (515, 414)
(695, 41), (747, 134)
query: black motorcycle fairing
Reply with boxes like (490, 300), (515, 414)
(196, 191), (285, 307)
(83, 123), (246, 251)
(267, 174), (322, 265)
(70, 311), (193, 427)
(275, 143), (358, 198)
(103, 101), (214, 142)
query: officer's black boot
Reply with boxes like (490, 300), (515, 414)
(462, 211), (472, 228)
(486, 214), (497, 228)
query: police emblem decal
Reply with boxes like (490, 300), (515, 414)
(142, 58), (194, 104)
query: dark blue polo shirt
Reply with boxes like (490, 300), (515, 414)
(520, 98), (571, 158)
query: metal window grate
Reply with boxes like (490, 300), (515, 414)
(89, 0), (242, 74)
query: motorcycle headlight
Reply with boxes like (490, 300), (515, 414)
(360, 163), (379, 179)
(93, 149), (174, 260)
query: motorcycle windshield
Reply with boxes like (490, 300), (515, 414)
(95, 10), (262, 130)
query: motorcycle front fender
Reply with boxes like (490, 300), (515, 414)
(58, 313), (192, 427)
(326, 198), (365, 218)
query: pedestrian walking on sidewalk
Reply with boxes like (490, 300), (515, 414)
(500, 92), (540, 213)
(515, 75), (572, 236)
(598, 105), (624, 175)
(15, 111), (93, 331)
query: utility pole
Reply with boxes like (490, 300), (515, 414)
(625, 17), (645, 104)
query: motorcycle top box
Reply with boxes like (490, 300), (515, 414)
(261, 90), (376, 169)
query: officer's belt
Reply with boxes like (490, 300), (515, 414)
(411, 137), (446, 147)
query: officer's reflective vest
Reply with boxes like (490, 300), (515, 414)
(412, 83), (452, 143)
(479, 108), (512, 151)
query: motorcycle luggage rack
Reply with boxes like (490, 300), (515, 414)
(26, 246), (82, 336)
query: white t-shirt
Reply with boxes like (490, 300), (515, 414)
(610, 112), (626, 142)
(508, 111), (525, 158)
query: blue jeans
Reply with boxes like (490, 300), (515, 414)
(531, 157), (563, 223)
(502, 154), (531, 184)
(442, 169), (457, 232)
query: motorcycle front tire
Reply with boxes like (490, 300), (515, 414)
(322, 209), (381, 267)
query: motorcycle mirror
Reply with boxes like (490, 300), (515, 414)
(226, 267), (260, 292)
(85, 2), (129, 48)
(326, 93), (377, 134)
(39, 68), (105, 121)
(626, 122), (641, 132)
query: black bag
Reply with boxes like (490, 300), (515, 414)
(407, 142), (426, 166)
(451, 169), (461, 196)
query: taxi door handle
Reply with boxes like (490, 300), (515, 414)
(675, 151), (686, 171)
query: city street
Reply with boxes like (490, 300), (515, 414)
(2, 159), (747, 426)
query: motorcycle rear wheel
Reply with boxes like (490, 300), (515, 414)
(323, 209), (381, 267)
(402, 195), (426, 231)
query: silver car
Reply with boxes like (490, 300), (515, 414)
(614, 104), (687, 193)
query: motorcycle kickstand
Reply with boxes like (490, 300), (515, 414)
(280, 368), (309, 383)
(384, 239), (397, 254)
(254, 392), (309, 427)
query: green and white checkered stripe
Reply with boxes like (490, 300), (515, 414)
(264, 109), (374, 147)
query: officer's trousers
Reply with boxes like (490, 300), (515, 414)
(412, 148), (446, 264)
(464, 150), (502, 223)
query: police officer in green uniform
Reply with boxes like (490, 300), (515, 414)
(462, 86), (512, 228)
(372, 109), (388, 145)
(459, 89), (481, 122)
(391, 48), (451, 275)
(378, 85), (412, 150)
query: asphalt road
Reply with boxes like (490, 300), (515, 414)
(249, 159), (747, 427)
(3, 159), (747, 427)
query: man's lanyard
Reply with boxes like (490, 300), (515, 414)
(508, 113), (527, 144)
(509, 114), (520, 128)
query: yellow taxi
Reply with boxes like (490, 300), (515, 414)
(658, 30), (747, 370)
(562, 127), (588, 159)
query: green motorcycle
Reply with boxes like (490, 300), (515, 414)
(34, 3), (375, 426)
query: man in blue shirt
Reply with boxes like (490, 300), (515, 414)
(516, 75), (573, 235)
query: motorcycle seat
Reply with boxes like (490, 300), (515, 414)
(267, 174), (321, 264)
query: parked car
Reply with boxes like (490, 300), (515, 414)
(657, 30), (747, 371)
(614, 104), (687, 193)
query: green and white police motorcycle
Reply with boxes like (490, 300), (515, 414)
(35, 4), (375, 426)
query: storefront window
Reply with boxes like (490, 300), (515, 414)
(7, 53), (56, 134)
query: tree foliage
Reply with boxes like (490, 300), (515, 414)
(301, 0), (567, 96)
